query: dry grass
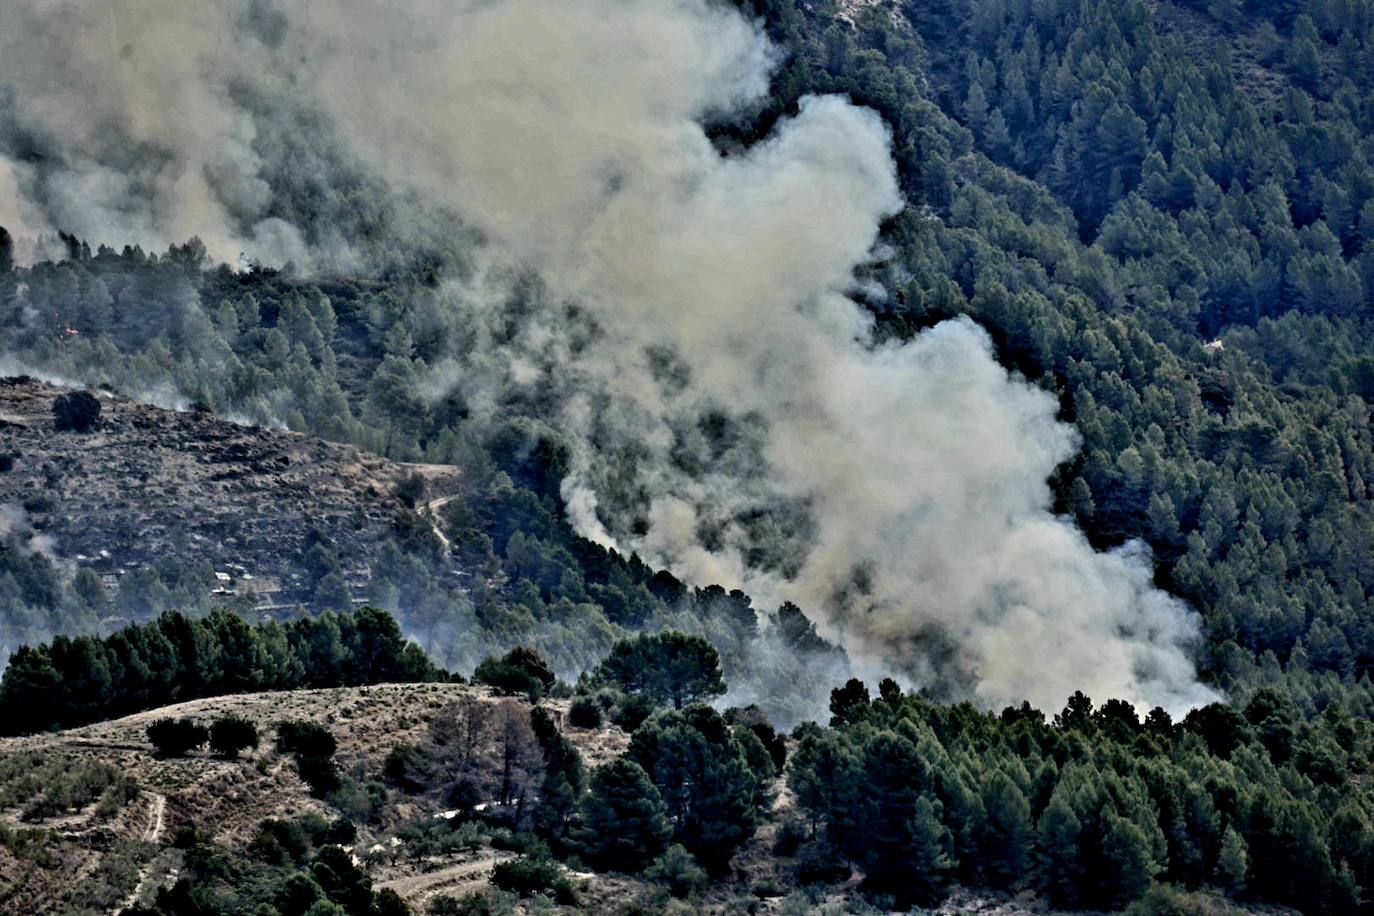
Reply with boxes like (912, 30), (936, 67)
(0, 685), (1285, 915)
(0, 682), (631, 914)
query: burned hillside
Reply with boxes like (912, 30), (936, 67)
(0, 377), (832, 706)
(0, 376), (459, 619)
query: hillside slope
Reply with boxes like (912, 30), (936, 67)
(0, 683), (628, 914)
(0, 376), (459, 612)
(0, 680), (1291, 916)
(0, 374), (845, 722)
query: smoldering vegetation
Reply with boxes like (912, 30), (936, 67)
(0, 0), (1217, 716)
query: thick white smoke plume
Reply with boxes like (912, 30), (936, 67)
(0, 0), (1218, 714)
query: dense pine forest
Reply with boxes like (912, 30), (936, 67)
(6, 0), (1374, 911)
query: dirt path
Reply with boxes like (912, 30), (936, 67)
(421, 494), (459, 554)
(112, 794), (167, 915)
(143, 793), (167, 843)
(422, 495), (459, 514)
(375, 850), (515, 907)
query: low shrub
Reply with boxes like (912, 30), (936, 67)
(383, 742), (435, 793)
(491, 856), (562, 897)
(645, 844), (707, 899)
(772, 818), (806, 857)
(752, 878), (785, 899)
(567, 696), (603, 729)
(295, 754), (341, 797)
(250, 818), (313, 866)
(276, 721), (336, 758)
(147, 718), (208, 758)
(52, 391), (101, 432)
(94, 776), (140, 817)
(611, 692), (656, 732)
(428, 889), (517, 915)
(21, 761), (129, 821)
(473, 647), (556, 700)
(276, 721), (340, 796)
(209, 717), (259, 758)
(794, 839), (851, 886)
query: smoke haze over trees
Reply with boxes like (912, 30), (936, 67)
(0, 0), (1237, 716)
(11, 0), (1374, 910)
(4, 0), (1374, 727)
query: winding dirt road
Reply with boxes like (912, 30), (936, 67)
(421, 494), (460, 554)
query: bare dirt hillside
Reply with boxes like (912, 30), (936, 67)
(0, 376), (459, 611)
(0, 682), (629, 914)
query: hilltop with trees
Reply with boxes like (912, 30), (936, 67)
(3, 624), (1372, 912)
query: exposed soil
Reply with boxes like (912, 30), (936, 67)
(0, 682), (631, 914)
(0, 376), (460, 613)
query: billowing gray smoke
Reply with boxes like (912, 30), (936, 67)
(0, 1), (299, 265)
(0, 0), (1218, 714)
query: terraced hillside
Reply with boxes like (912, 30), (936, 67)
(0, 683), (629, 914)
(0, 376), (460, 616)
